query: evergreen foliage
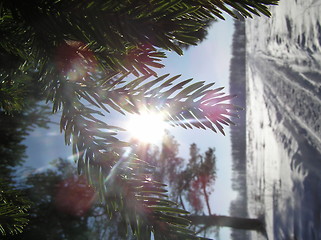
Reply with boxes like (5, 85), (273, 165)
(0, 181), (30, 236)
(0, 102), (50, 236)
(0, 0), (278, 239)
(4, 159), (116, 240)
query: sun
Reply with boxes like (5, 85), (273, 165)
(126, 111), (168, 144)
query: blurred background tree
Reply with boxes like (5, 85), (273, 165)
(3, 158), (124, 240)
(133, 132), (265, 238)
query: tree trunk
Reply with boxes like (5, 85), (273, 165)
(185, 215), (264, 232)
(201, 182), (212, 216)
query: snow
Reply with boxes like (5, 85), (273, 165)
(247, 0), (321, 75)
(246, 0), (321, 239)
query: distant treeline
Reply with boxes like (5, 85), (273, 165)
(228, 19), (249, 240)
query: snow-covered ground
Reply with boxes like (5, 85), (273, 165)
(246, 0), (321, 239)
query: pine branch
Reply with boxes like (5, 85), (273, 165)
(1, 0), (279, 82)
(0, 182), (30, 236)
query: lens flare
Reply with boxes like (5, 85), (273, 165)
(55, 41), (97, 81)
(54, 176), (95, 217)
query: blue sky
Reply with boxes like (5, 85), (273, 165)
(161, 17), (237, 239)
(159, 15), (237, 212)
(23, 16), (236, 239)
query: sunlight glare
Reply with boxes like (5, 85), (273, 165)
(126, 111), (168, 144)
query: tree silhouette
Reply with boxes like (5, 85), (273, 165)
(0, 98), (50, 236)
(3, 158), (132, 240)
(229, 19), (250, 240)
(132, 132), (264, 238)
(0, 1), (279, 239)
(131, 133), (216, 216)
